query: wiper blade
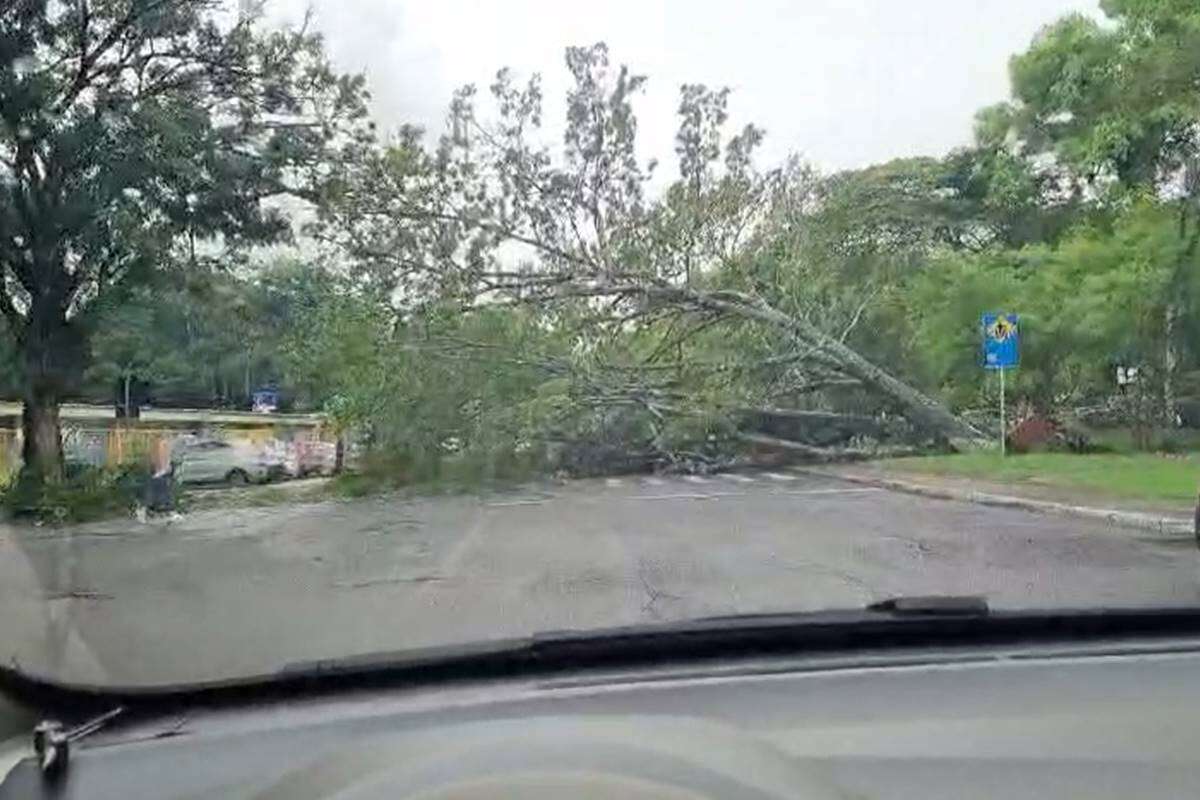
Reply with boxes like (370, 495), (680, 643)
(6, 603), (1200, 718)
(684, 595), (990, 625)
(866, 595), (989, 616)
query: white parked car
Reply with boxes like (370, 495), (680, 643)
(174, 439), (281, 485)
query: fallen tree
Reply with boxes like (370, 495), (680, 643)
(619, 281), (984, 443)
(313, 44), (985, 465)
(737, 433), (923, 463)
(740, 408), (888, 447)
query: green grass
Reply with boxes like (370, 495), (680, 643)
(885, 452), (1200, 505)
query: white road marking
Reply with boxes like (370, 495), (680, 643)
(764, 472), (798, 482)
(485, 499), (548, 508)
(683, 475), (710, 484)
(606, 477), (623, 488)
(632, 492), (715, 501)
(722, 473), (755, 484)
(630, 487), (881, 502)
(642, 476), (666, 486)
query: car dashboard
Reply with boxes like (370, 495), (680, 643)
(3, 636), (1200, 798)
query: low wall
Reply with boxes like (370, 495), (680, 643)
(0, 405), (331, 480)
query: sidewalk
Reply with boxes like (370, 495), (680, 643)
(803, 462), (1197, 537)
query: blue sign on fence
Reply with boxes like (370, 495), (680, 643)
(982, 312), (1019, 369)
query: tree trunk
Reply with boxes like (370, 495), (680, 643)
(1165, 303), (1179, 425)
(124, 374), (132, 419)
(18, 298), (85, 485)
(22, 384), (63, 483)
(802, 327), (981, 442)
(650, 285), (986, 444)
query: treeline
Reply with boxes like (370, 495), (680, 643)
(80, 259), (338, 411)
(3, 0), (1198, 487)
(300, 0), (1200, 476)
(0, 260), (330, 411)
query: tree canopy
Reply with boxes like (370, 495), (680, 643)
(6, 0), (1200, 487)
(0, 0), (368, 479)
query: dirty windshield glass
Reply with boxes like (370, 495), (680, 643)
(2, 0), (1199, 687)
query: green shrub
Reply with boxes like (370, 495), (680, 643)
(327, 445), (547, 500)
(1083, 426), (1200, 455)
(2, 463), (155, 524)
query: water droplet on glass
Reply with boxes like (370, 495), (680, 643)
(13, 55), (36, 77)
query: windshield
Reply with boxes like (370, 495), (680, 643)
(2, 0), (1198, 688)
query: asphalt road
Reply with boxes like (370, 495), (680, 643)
(1, 470), (1197, 686)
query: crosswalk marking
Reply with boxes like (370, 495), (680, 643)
(606, 477), (623, 487)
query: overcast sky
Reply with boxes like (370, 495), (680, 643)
(266, 0), (1100, 182)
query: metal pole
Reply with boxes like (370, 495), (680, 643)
(1000, 367), (1006, 456)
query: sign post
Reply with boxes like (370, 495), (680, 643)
(982, 313), (1019, 455)
(999, 367), (1006, 456)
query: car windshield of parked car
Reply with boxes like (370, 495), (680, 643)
(1, 0), (1198, 689)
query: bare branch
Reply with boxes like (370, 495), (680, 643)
(839, 284), (879, 343)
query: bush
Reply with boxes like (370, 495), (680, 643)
(328, 445), (548, 499)
(1053, 425), (1099, 454)
(2, 463), (157, 524)
(1051, 423), (1200, 455)
(1151, 431), (1194, 454)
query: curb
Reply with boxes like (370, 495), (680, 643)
(796, 468), (1195, 537)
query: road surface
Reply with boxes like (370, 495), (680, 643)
(1, 470), (1197, 686)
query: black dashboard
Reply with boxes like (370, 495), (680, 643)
(3, 636), (1200, 798)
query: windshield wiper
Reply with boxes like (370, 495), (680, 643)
(5, 598), (1200, 720)
(32, 706), (123, 781)
(866, 595), (989, 616)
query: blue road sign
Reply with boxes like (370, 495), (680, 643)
(982, 312), (1019, 369)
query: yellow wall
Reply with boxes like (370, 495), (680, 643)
(0, 418), (330, 482)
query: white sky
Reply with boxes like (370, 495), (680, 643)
(266, 0), (1100, 182)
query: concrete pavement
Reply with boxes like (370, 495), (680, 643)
(1, 470), (1197, 687)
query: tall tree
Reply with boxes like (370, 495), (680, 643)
(979, 0), (1200, 416)
(86, 287), (185, 415)
(0, 0), (367, 482)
